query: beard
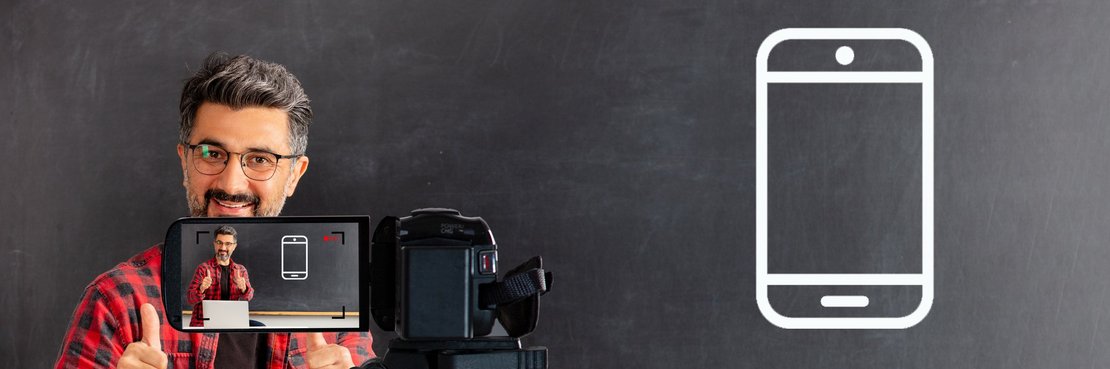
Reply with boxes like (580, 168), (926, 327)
(216, 252), (230, 262)
(184, 171), (286, 217)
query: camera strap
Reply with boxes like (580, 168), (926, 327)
(480, 266), (549, 306)
(480, 256), (553, 337)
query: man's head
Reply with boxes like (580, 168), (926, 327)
(213, 225), (238, 263)
(177, 52), (312, 217)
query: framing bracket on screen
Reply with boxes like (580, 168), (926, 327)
(332, 306), (347, 320)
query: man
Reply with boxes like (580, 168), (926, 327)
(55, 53), (373, 368)
(188, 225), (254, 327)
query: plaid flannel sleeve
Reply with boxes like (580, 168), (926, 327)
(54, 283), (129, 369)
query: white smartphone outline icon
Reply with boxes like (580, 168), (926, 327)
(755, 28), (934, 329)
(281, 235), (309, 280)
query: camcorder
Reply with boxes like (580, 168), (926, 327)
(162, 209), (552, 369)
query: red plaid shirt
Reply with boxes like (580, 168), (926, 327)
(187, 257), (255, 327)
(54, 245), (375, 369)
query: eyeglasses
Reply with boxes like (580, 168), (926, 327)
(214, 240), (237, 247)
(185, 144), (301, 181)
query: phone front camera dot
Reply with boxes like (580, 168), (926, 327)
(835, 46), (854, 66)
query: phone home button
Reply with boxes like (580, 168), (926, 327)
(820, 295), (870, 308)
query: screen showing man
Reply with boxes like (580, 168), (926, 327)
(173, 220), (362, 330)
(188, 225), (254, 327)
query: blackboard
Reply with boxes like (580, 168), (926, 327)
(6, 1), (1110, 368)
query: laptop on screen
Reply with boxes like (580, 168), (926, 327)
(201, 300), (249, 328)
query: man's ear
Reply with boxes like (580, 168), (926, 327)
(284, 155), (310, 197)
(177, 144), (188, 186)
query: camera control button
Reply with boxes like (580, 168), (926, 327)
(479, 250), (498, 275)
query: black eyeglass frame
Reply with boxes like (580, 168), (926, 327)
(183, 143), (302, 181)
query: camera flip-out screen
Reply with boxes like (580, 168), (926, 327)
(162, 216), (370, 332)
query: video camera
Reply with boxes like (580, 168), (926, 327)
(365, 208), (552, 369)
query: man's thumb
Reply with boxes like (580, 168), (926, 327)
(306, 332), (328, 351)
(140, 303), (162, 351)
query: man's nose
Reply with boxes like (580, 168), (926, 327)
(214, 155), (252, 193)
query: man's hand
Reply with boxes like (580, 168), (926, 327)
(305, 332), (355, 369)
(234, 269), (248, 293)
(118, 303), (168, 369)
(199, 269), (213, 292)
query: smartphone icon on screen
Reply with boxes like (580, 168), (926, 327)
(755, 28), (933, 329)
(282, 235), (308, 280)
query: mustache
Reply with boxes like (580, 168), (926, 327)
(205, 189), (260, 206)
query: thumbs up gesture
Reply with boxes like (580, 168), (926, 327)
(234, 269), (248, 293)
(118, 303), (168, 369)
(305, 332), (354, 369)
(199, 269), (213, 292)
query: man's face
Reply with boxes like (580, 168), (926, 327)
(177, 102), (310, 217)
(213, 234), (237, 262)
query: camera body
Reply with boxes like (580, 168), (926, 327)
(368, 208), (551, 369)
(371, 208), (499, 340)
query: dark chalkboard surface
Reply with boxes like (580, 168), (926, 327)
(7, 1), (1110, 368)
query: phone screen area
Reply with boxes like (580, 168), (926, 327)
(766, 82), (922, 275)
(163, 216), (369, 332)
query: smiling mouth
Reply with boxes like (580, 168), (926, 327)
(214, 199), (253, 209)
(204, 189), (260, 215)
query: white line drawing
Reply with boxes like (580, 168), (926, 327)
(281, 235), (309, 280)
(820, 295), (870, 308)
(755, 28), (934, 329)
(835, 46), (855, 65)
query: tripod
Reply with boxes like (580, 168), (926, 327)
(362, 337), (547, 369)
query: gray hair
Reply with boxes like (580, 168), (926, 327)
(179, 52), (312, 155)
(214, 225), (238, 242)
